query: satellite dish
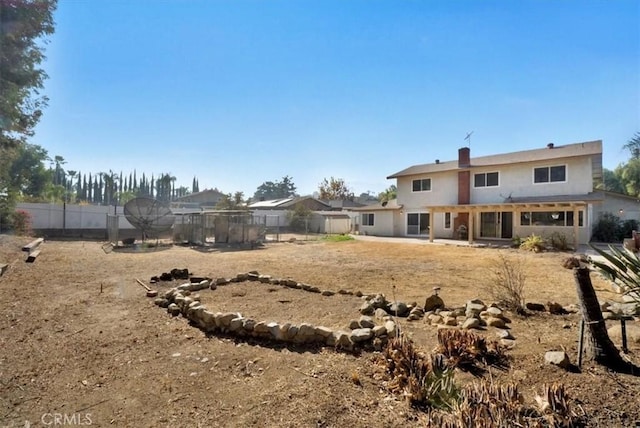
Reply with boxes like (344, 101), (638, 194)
(124, 197), (175, 240)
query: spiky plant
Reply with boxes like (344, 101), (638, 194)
(589, 244), (640, 304)
(435, 329), (509, 375)
(383, 336), (459, 409)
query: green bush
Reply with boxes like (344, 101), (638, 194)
(322, 234), (354, 242)
(619, 219), (639, 241)
(519, 234), (545, 252)
(591, 212), (620, 242)
(591, 213), (640, 243)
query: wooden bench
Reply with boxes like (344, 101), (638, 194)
(22, 238), (44, 252)
(26, 250), (41, 263)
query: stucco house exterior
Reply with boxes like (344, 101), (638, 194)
(171, 189), (226, 210)
(595, 191), (640, 224)
(355, 140), (603, 248)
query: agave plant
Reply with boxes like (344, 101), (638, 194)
(588, 244), (640, 304)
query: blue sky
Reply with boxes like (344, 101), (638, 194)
(32, 0), (640, 197)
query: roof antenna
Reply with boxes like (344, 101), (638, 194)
(464, 131), (474, 148)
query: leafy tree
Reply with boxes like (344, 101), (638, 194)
(377, 184), (397, 203)
(155, 173), (175, 202)
(596, 168), (625, 194)
(318, 177), (354, 201)
(618, 158), (640, 197)
(253, 175), (297, 201)
(622, 132), (640, 159)
(215, 191), (246, 210)
(287, 202), (311, 232)
(7, 143), (49, 198)
(0, 142), (49, 225)
(0, 0), (57, 149)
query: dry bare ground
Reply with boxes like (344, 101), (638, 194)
(0, 235), (639, 427)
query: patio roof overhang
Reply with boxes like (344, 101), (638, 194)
(424, 198), (598, 248)
(425, 200), (590, 213)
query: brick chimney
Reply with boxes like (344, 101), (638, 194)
(458, 147), (470, 167)
(457, 147), (470, 205)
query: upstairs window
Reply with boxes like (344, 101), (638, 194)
(412, 178), (431, 192)
(474, 172), (499, 188)
(361, 213), (374, 226)
(534, 165), (566, 183)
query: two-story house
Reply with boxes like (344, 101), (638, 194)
(354, 140), (603, 248)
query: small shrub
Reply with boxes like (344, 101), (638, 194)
(435, 329), (509, 375)
(547, 231), (570, 251)
(618, 219), (639, 241)
(383, 335), (460, 410)
(322, 234), (354, 242)
(519, 234), (545, 252)
(486, 252), (527, 313)
(591, 212), (620, 242)
(287, 203), (311, 232)
(11, 210), (32, 236)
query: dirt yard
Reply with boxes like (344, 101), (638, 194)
(0, 235), (639, 427)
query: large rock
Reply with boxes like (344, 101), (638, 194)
(496, 329), (514, 340)
(384, 320), (397, 338)
(370, 294), (387, 309)
(486, 307), (504, 318)
(374, 308), (389, 320)
(229, 317), (245, 332)
(547, 301), (565, 315)
(608, 322), (640, 344)
(314, 326), (333, 338)
(295, 323), (317, 343)
(359, 302), (375, 315)
(428, 314), (444, 325)
(545, 351), (570, 369)
(443, 316), (458, 326)
(466, 299), (486, 317)
(359, 316), (375, 329)
(372, 325), (387, 337)
(526, 302), (545, 312)
(462, 317), (481, 330)
(424, 294), (445, 311)
(485, 317), (506, 328)
(350, 328), (373, 343)
(610, 302), (640, 317)
(387, 301), (410, 317)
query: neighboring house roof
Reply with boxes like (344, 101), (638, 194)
(173, 189), (226, 202)
(601, 190), (640, 202)
(352, 199), (403, 211)
(312, 211), (352, 218)
(320, 199), (367, 210)
(248, 198), (295, 208)
(387, 140), (603, 179)
(248, 196), (331, 211)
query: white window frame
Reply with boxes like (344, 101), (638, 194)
(361, 213), (374, 226)
(473, 171), (500, 188)
(411, 178), (432, 192)
(533, 165), (567, 184)
(519, 210), (584, 227)
(444, 212), (451, 229)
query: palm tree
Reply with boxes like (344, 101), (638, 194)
(565, 256), (637, 373)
